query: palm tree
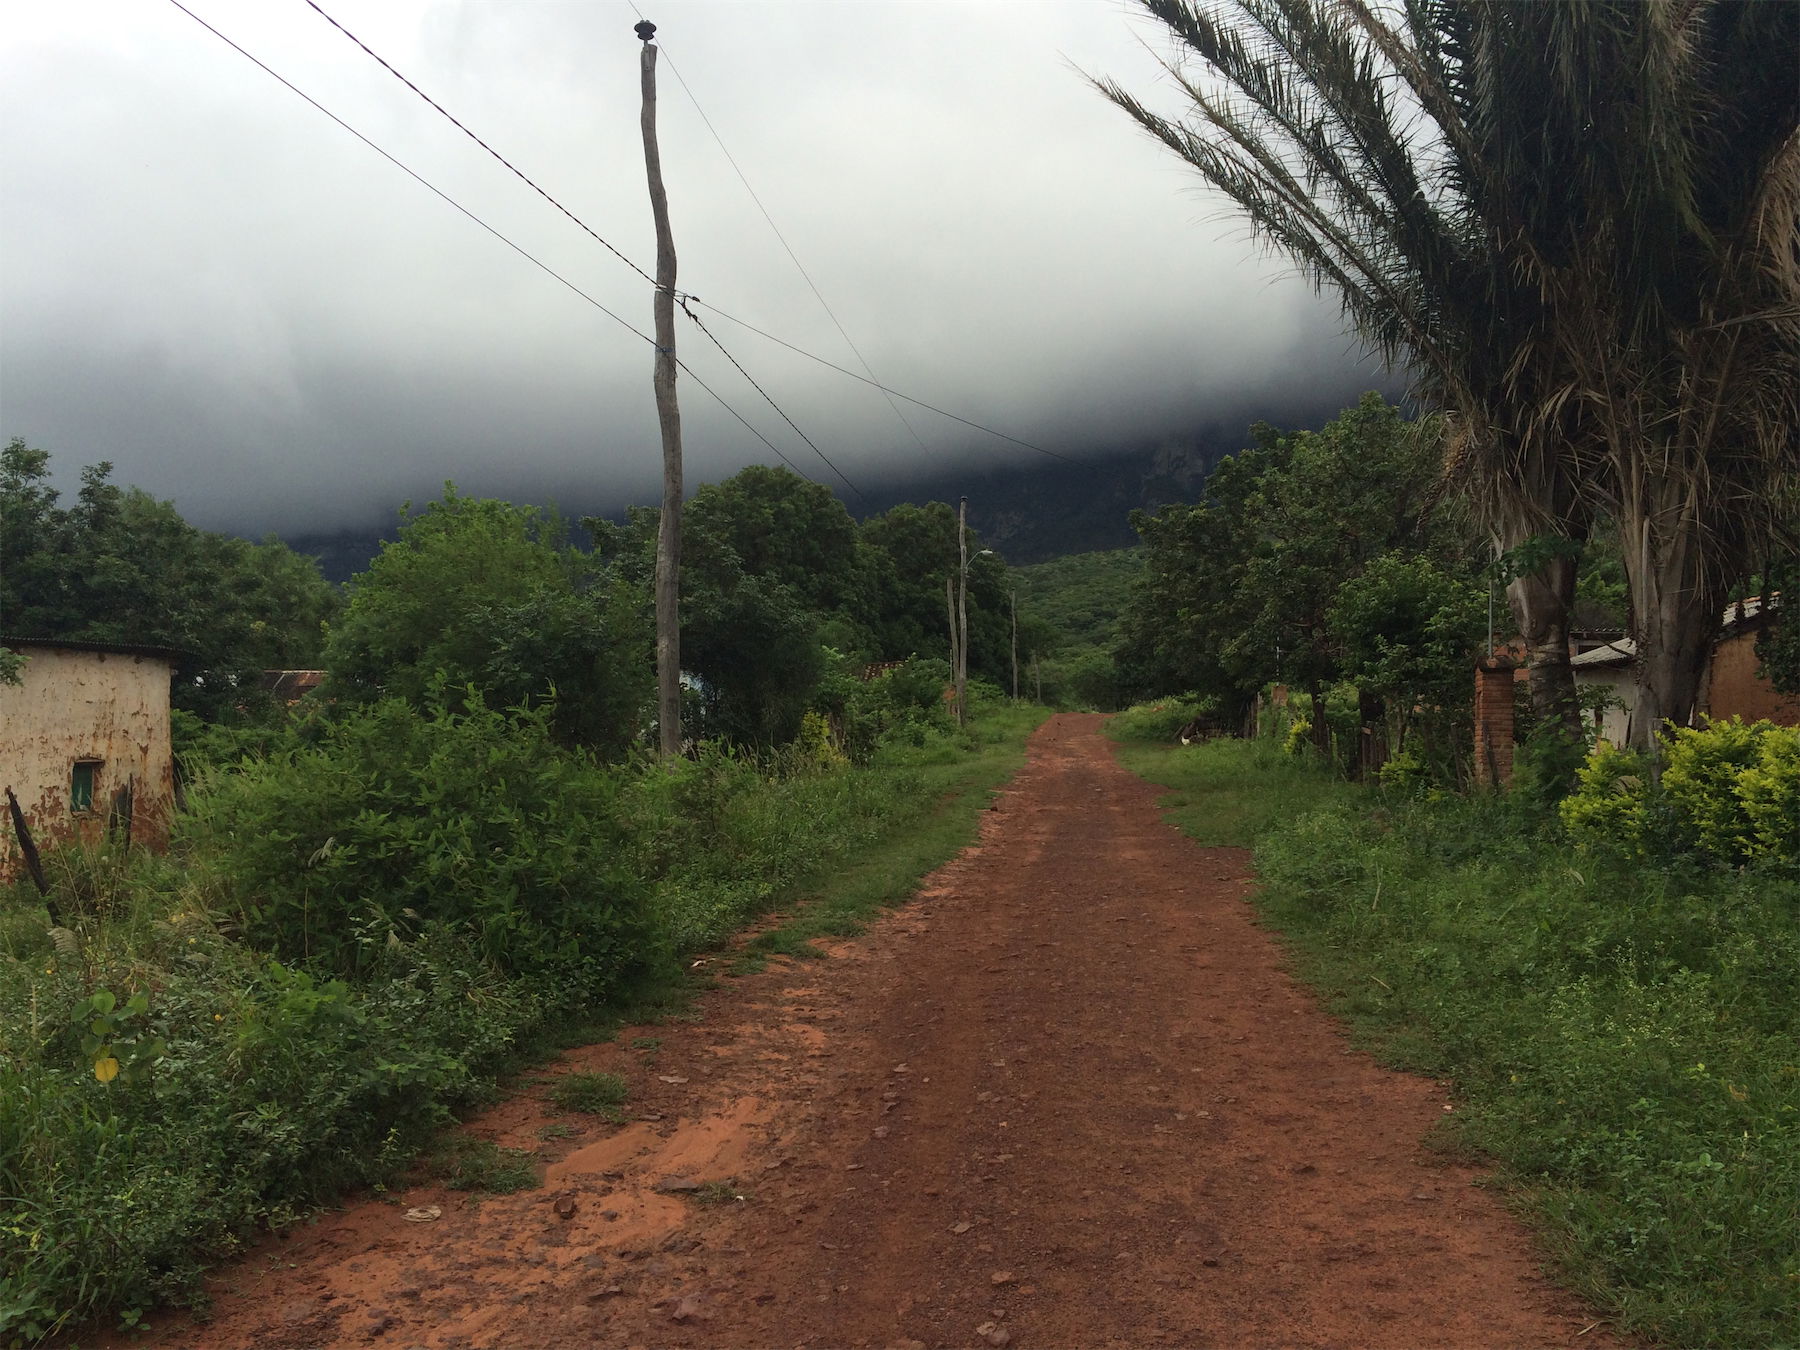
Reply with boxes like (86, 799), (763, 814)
(1098, 0), (1799, 748)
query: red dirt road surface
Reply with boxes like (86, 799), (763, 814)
(129, 714), (1609, 1349)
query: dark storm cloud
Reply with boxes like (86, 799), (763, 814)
(0, 0), (1384, 535)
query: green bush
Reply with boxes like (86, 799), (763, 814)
(0, 921), (538, 1344)
(184, 694), (664, 988)
(1108, 697), (1216, 743)
(1738, 732), (1800, 860)
(1561, 719), (1800, 867)
(825, 656), (954, 762)
(1560, 741), (1655, 855)
(1661, 719), (1777, 862)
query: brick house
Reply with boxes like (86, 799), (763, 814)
(1, 637), (179, 877)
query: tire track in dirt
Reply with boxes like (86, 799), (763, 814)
(122, 714), (1609, 1349)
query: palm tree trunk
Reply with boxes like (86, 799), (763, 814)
(1619, 498), (1726, 749)
(1506, 558), (1582, 742)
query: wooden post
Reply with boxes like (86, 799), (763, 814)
(639, 21), (684, 757)
(1031, 650), (1041, 703)
(6, 787), (59, 921)
(946, 576), (961, 724)
(956, 496), (969, 727)
(1010, 588), (1018, 701)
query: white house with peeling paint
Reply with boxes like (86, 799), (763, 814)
(1, 638), (178, 878)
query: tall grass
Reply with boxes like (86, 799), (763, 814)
(1122, 728), (1800, 1347)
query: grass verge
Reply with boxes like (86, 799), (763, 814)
(1114, 726), (1800, 1349)
(731, 702), (1046, 971)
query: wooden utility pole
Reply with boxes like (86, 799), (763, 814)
(1009, 588), (1018, 701)
(955, 495), (969, 726)
(946, 577), (961, 725)
(638, 19), (684, 757)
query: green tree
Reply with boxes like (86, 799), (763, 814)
(1117, 396), (1469, 745)
(1, 438), (339, 717)
(858, 502), (1011, 681)
(1328, 552), (1486, 778)
(325, 486), (650, 755)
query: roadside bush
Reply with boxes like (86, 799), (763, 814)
(1561, 719), (1800, 867)
(1661, 719), (1777, 861)
(616, 741), (918, 953)
(0, 911), (537, 1344)
(1109, 696), (1215, 743)
(823, 655), (954, 762)
(184, 694), (663, 988)
(1559, 741), (1654, 856)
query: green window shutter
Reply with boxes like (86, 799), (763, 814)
(71, 761), (98, 812)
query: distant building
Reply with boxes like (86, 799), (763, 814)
(260, 668), (326, 705)
(1, 638), (178, 878)
(1570, 596), (1799, 742)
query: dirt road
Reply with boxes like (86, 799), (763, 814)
(135, 714), (1605, 1349)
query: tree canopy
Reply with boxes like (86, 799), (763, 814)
(1, 437), (339, 717)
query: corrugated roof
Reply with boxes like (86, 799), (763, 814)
(1568, 594), (1782, 669)
(2, 635), (185, 662)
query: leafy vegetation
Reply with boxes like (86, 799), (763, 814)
(1123, 728), (1800, 1346)
(324, 489), (649, 754)
(1115, 395), (1487, 778)
(1, 438), (339, 717)
(1562, 719), (1800, 866)
(1010, 548), (1139, 709)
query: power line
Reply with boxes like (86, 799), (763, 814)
(165, 0), (648, 344)
(632, 3), (934, 458)
(691, 301), (1075, 462)
(175, 0), (1065, 477)
(164, 0), (814, 488)
(680, 300), (867, 503)
(302, 0), (658, 289)
(304, 0), (858, 497)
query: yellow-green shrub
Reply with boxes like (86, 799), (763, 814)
(1661, 717), (1775, 861)
(1738, 729), (1800, 861)
(1561, 719), (1800, 866)
(1560, 741), (1653, 853)
(1283, 716), (1313, 757)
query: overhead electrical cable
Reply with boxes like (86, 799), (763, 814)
(178, 0), (1058, 485)
(300, 0), (659, 289)
(629, 4), (934, 459)
(680, 300), (867, 503)
(165, 0), (647, 343)
(301, 0), (855, 494)
(690, 301), (1075, 462)
(163, 0), (816, 485)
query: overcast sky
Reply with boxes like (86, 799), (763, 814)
(1, 0), (1387, 535)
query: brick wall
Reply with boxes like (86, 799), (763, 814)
(1473, 653), (1517, 787)
(1704, 628), (1800, 726)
